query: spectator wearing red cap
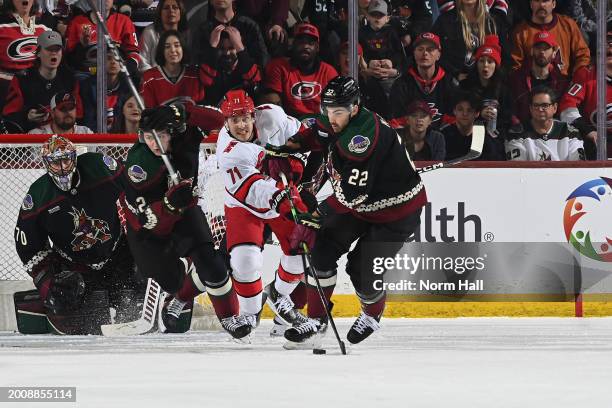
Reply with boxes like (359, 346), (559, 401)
(3, 31), (83, 133)
(196, 0), (269, 69)
(432, 0), (508, 82)
(511, 0), (590, 77)
(397, 99), (446, 161)
(261, 23), (338, 118)
(441, 92), (505, 160)
(28, 91), (93, 134)
(389, 32), (458, 126)
(509, 30), (569, 124)
(459, 35), (512, 136)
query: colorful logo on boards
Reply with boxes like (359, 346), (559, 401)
(563, 177), (612, 262)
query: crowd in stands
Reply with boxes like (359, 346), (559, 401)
(0, 0), (610, 160)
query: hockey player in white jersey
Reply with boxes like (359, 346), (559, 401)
(217, 89), (318, 330)
(505, 86), (586, 161)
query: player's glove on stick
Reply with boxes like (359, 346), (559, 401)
(163, 178), (197, 214)
(42, 270), (86, 314)
(265, 143), (297, 158)
(140, 103), (186, 132)
(288, 223), (316, 254)
(263, 156), (305, 183)
(271, 183), (307, 217)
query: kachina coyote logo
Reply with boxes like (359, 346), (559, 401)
(69, 207), (112, 251)
(563, 177), (612, 262)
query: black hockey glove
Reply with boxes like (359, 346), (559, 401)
(163, 178), (197, 214)
(140, 103), (186, 132)
(44, 270), (86, 314)
(265, 143), (298, 158)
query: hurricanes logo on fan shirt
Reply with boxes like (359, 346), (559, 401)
(7, 37), (38, 62)
(68, 207), (112, 251)
(563, 177), (612, 262)
(291, 81), (322, 101)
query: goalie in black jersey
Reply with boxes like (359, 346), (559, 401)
(269, 76), (428, 346)
(120, 103), (251, 339)
(14, 135), (145, 335)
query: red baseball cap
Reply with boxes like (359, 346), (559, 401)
(406, 100), (434, 117)
(474, 45), (501, 66)
(533, 31), (558, 48)
(294, 23), (320, 42)
(414, 32), (441, 50)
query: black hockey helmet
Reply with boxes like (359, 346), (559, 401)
(320, 76), (360, 110)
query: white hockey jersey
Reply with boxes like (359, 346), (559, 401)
(504, 120), (586, 161)
(217, 104), (303, 219)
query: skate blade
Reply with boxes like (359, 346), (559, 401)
(282, 332), (324, 350)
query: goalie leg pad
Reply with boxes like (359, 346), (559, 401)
(46, 290), (111, 335)
(13, 290), (49, 334)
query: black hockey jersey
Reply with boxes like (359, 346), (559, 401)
(15, 153), (124, 284)
(293, 107), (427, 223)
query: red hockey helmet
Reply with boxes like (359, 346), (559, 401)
(220, 90), (255, 118)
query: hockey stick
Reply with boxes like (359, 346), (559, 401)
(280, 173), (347, 355)
(84, 0), (179, 186)
(101, 278), (161, 336)
(416, 125), (485, 174)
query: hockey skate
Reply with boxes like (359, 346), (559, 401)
(346, 312), (381, 344)
(264, 282), (308, 326)
(220, 315), (252, 342)
(283, 317), (328, 350)
(270, 316), (289, 337)
(158, 293), (192, 334)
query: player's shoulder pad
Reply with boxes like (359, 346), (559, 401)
(77, 152), (121, 181)
(124, 143), (161, 184)
(20, 175), (59, 213)
(336, 109), (378, 161)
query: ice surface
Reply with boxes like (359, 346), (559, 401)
(1, 318), (611, 408)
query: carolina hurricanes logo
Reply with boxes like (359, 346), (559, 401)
(7, 37), (38, 62)
(68, 207), (112, 251)
(290, 81), (322, 101)
(588, 103), (612, 129)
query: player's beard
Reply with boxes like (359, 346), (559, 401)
(534, 56), (551, 68)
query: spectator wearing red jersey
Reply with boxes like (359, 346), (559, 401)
(261, 23), (338, 118)
(3, 31), (83, 132)
(141, 30), (206, 108)
(559, 23), (612, 158)
(0, 0), (56, 110)
(199, 27), (261, 106)
(511, 0), (590, 77)
(139, 0), (190, 72)
(65, 0), (141, 78)
(509, 31), (569, 124)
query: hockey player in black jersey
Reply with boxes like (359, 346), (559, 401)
(269, 76), (427, 345)
(14, 135), (144, 335)
(120, 102), (251, 339)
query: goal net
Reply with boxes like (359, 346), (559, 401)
(0, 134), (225, 330)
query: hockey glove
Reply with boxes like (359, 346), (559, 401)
(271, 183), (307, 218)
(44, 270), (86, 314)
(263, 155), (305, 183)
(139, 201), (182, 236)
(265, 143), (297, 158)
(140, 103), (186, 132)
(163, 178), (197, 214)
(288, 223), (317, 254)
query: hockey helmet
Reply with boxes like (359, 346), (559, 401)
(220, 89), (255, 118)
(41, 135), (77, 192)
(320, 76), (360, 111)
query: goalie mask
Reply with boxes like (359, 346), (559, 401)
(41, 135), (77, 192)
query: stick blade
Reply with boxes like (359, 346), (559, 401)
(470, 125), (486, 155)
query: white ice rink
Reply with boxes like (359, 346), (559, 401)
(1, 317), (611, 408)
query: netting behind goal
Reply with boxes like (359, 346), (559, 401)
(0, 134), (225, 281)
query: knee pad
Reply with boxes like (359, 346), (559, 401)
(280, 254), (303, 275)
(230, 245), (263, 283)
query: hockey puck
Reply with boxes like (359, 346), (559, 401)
(313, 348), (327, 355)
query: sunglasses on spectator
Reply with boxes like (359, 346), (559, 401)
(531, 102), (554, 110)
